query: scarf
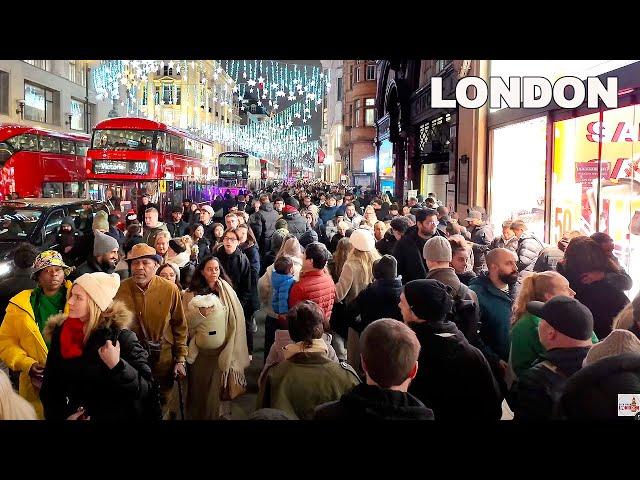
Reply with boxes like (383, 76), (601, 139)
(215, 279), (250, 391)
(282, 339), (329, 360)
(60, 318), (85, 359)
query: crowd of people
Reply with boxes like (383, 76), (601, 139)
(0, 181), (638, 420)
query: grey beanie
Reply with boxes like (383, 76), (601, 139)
(299, 229), (319, 249)
(94, 230), (120, 257)
(423, 236), (452, 263)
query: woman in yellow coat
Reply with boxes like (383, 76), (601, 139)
(0, 251), (72, 419)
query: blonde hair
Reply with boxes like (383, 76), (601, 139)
(346, 247), (381, 286)
(276, 236), (304, 261)
(512, 271), (565, 325)
(612, 302), (636, 331)
(333, 237), (354, 280)
(363, 206), (377, 226)
(0, 369), (37, 420)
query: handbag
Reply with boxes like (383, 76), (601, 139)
(220, 373), (246, 401)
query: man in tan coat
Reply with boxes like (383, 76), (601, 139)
(115, 243), (187, 414)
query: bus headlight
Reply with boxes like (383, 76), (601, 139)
(0, 261), (11, 277)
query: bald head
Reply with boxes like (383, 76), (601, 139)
(486, 248), (518, 288)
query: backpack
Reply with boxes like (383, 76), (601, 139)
(448, 283), (480, 345)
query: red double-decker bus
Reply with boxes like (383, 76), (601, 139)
(0, 124), (90, 200)
(87, 117), (215, 217)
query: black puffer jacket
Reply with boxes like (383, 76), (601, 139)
(510, 347), (590, 421)
(558, 353), (640, 420)
(515, 231), (544, 273)
(408, 320), (502, 421)
(40, 301), (159, 420)
(533, 246), (564, 272)
(392, 226), (446, 284)
(470, 223), (495, 274)
(251, 203), (280, 252)
(314, 383), (434, 420)
(282, 206), (310, 240)
(215, 247), (253, 314)
(167, 220), (189, 238)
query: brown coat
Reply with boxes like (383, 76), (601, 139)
(115, 276), (188, 384)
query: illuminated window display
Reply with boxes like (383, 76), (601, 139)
(552, 104), (640, 298)
(489, 116), (547, 240)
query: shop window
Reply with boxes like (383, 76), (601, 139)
(553, 105), (640, 298)
(490, 116), (547, 241)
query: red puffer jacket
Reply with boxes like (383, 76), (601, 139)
(288, 268), (336, 321)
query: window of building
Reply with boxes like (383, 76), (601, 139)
(70, 98), (85, 131)
(24, 60), (52, 72)
(354, 99), (361, 127)
(366, 65), (376, 81)
(0, 70), (8, 115)
(24, 82), (58, 125)
(365, 98), (375, 127)
(355, 67), (361, 83)
(323, 105), (328, 129)
(435, 60), (450, 73)
(162, 83), (173, 104)
(68, 61), (76, 83)
(350, 65), (354, 89)
(250, 104), (256, 114)
(154, 86), (160, 104)
(142, 84), (148, 106)
(164, 65), (169, 76)
(336, 76), (343, 101)
(176, 86), (181, 105)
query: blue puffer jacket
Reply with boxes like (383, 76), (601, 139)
(319, 205), (339, 224)
(271, 271), (296, 314)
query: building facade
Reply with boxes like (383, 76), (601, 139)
(319, 60), (344, 184)
(342, 60), (377, 188)
(375, 60), (459, 205)
(0, 60), (111, 133)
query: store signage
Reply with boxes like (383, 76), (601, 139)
(586, 122), (640, 143)
(432, 76), (618, 109)
(93, 160), (148, 175)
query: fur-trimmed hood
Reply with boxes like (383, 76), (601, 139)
(43, 300), (134, 341)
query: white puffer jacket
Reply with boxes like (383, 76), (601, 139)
(185, 294), (228, 364)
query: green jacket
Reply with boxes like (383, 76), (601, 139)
(510, 312), (599, 378)
(257, 352), (360, 419)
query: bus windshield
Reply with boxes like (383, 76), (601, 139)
(92, 129), (157, 151)
(219, 154), (247, 166)
(0, 207), (43, 240)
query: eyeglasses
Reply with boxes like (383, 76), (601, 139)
(223, 236), (238, 242)
(425, 221), (438, 226)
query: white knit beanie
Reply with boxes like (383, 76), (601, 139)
(584, 329), (640, 366)
(74, 272), (121, 311)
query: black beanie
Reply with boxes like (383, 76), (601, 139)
(299, 229), (319, 249)
(403, 279), (454, 321)
(169, 239), (186, 254)
(373, 255), (397, 280)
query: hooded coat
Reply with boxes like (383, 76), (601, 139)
(251, 202), (280, 252)
(282, 206), (310, 240)
(69, 255), (116, 281)
(349, 277), (403, 333)
(40, 301), (159, 420)
(314, 383), (434, 420)
(558, 353), (640, 420)
(408, 320), (503, 421)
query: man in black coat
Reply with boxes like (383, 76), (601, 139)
(69, 232), (119, 281)
(466, 210), (495, 274)
(251, 195), (280, 254)
(282, 205), (310, 240)
(399, 279), (503, 421)
(167, 206), (189, 238)
(314, 318), (433, 420)
(392, 208), (446, 284)
(510, 296), (593, 421)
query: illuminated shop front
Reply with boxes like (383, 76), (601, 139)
(489, 104), (640, 299)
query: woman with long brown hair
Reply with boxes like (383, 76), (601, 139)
(557, 235), (629, 339)
(328, 236), (353, 283)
